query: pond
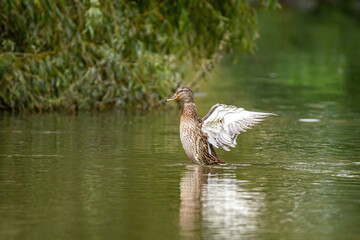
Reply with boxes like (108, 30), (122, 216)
(1, 11), (360, 240)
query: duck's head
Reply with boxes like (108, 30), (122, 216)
(167, 86), (194, 103)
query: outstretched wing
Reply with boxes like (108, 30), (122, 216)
(201, 104), (276, 151)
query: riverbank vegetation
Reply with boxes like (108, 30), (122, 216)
(0, 0), (279, 112)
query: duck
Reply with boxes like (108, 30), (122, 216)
(167, 86), (275, 165)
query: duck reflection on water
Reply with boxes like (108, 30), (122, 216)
(179, 165), (265, 239)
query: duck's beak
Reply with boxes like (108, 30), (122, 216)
(167, 94), (178, 102)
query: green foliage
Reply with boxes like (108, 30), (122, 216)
(0, 0), (279, 112)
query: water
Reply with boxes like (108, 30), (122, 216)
(1, 11), (360, 240)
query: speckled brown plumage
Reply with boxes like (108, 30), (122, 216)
(167, 87), (225, 165)
(167, 86), (276, 165)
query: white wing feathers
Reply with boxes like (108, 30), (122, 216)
(201, 104), (275, 151)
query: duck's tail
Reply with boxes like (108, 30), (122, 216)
(203, 144), (226, 165)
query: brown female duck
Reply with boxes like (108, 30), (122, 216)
(167, 86), (275, 165)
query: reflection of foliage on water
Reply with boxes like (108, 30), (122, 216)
(202, 10), (360, 115)
(0, 0), (279, 112)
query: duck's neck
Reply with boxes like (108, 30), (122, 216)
(181, 102), (200, 121)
